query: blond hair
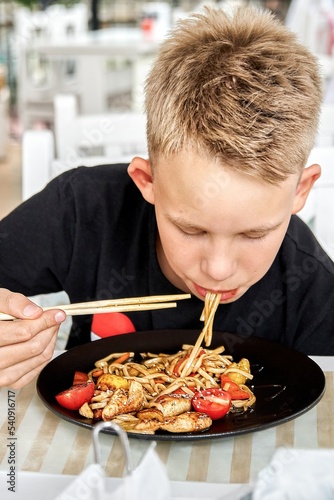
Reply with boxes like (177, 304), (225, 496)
(145, 6), (323, 183)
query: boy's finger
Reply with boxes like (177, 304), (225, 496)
(0, 310), (66, 347)
(0, 329), (58, 388)
(0, 288), (42, 319)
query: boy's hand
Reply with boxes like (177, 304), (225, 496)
(0, 288), (66, 389)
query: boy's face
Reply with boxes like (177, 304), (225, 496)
(128, 150), (319, 303)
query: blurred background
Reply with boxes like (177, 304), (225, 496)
(0, 0), (333, 219)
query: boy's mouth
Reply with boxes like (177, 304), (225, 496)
(194, 283), (239, 301)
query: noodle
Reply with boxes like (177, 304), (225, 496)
(200, 292), (222, 346)
(77, 292), (256, 431)
(177, 291), (221, 378)
(90, 342), (255, 411)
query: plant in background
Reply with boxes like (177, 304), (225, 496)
(13, 0), (80, 10)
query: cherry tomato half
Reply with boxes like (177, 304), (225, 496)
(192, 388), (231, 420)
(55, 381), (95, 411)
(73, 370), (89, 385)
(220, 375), (250, 400)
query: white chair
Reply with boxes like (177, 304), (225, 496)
(52, 93), (147, 171)
(316, 104), (334, 146)
(299, 146), (334, 260)
(21, 95), (147, 200)
(21, 128), (55, 200)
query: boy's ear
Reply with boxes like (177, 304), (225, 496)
(127, 157), (155, 205)
(292, 164), (321, 214)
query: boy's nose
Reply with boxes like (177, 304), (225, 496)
(200, 246), (236, 282)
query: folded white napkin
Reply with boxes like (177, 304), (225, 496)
(109, 443), (171, 500)
(55, 442), (171, 500)
(252, 447), (334, 499)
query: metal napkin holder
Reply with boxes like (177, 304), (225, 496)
(92, 421), (134, 474)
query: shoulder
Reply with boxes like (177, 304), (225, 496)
(49, 163), (139, 205)
(281, 215), (334, 275)
(55, 163), (132, 189)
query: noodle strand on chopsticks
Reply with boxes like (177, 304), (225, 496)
(200, 292), (222, 346)
(179, 292), (221, 378)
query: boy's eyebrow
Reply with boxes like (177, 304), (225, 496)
(167, 214), (284, 234)
(167, 215), (206, 232)
(241, 221), (284, 235)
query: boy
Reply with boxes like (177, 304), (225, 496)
(0, 5), (333, 389)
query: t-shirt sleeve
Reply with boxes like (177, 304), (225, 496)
(283, 216), (334, 354)
(0, 172), (77, 296)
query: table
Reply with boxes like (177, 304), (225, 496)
(0, 356), (333, 498)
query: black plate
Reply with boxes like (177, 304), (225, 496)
(37, 330), (326, 441)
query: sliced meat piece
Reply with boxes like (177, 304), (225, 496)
(134, 419), (162, 432)
(154, 395), (192, 417)
(137, 407), (164, 422)
(160, 411), (212, 433)
(102, 380), (144, 421)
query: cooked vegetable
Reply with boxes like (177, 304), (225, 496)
(192, 388), (232, 420)
(220, 375), (250, 400)
(56, 382), (95, 411)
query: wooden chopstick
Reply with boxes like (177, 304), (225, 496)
(45, 293), (191, 311)
(45, 302), (178, 317)
(0, 293), (191, 321)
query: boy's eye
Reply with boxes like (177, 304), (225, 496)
(177, 226), (206, 237)
(242, 233), (267, 242)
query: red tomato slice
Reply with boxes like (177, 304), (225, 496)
(192, 388), (231, 420)
(73, 371), (89, 385)
(173, 357), (188, 376)
(220, 375), (250, 400)
(55, 381), (95, 410)
(173, 350), (206, 377)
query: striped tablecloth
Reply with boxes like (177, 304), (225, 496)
(0, 356), (333, 492)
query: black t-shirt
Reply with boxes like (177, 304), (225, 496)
(1, 164), (334, 354)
